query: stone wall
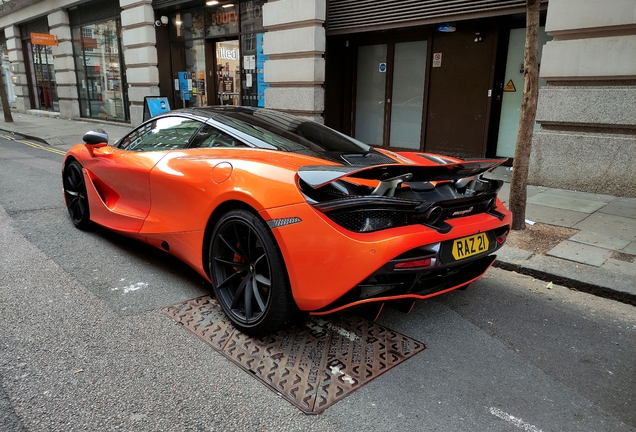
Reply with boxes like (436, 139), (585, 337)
(262, 0), (325, 122)
(48, 9), (79, 119)
(120, 0), (160, 126)
(531, 0), (636, 197)
(3, 26), (29, 112)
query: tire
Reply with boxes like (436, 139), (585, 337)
(63, 160), (91, 230)
(209, 209), (292, 335)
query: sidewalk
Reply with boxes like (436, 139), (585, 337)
(2, 110), (635, 305)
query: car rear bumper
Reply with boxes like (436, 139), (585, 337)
(261, 201), (511, 311)
(310, 254), (496, 315)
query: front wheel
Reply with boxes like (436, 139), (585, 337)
(209, 209), (293, 335)
(63, 160), (91, 230)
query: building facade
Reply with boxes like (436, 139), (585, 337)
(529, 0), (636, 197)
(1, 0), (634, 196)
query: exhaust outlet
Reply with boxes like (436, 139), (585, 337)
(422, 206), (442, 225)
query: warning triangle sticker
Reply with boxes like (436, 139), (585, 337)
(504, 80), (516, 92)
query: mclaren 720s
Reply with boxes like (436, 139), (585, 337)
(62, 106), (512, 334)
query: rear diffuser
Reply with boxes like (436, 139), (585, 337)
(162, 296), (425, 414)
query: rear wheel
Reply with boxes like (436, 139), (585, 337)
(63, 160), (91, 230)
(209, 209), (292, 335)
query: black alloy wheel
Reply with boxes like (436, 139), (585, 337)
(63, 160), (91, 230)
(210, 209), (292, 335)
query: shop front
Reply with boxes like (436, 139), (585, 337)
(155, 0), (268, 111)
(20, 18), (59, 112)
(324, 0), (549, 160)
(69, 0), (129, 122)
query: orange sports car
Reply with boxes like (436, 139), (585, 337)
(62, 106), (511, 334)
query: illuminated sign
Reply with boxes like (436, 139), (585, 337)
(31, 33), (57, 46)
(217, 47), (237, 60)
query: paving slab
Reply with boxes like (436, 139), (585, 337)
(573, 213), (636, 244)
(527, 193), (607, 214)
(535, 187), (616, 203)
(526, 184), (546, 198)
(496, 246), (534, 264)
(623, 241), (636, 255)
(495, 183), (544, 207)
(547, 240), (611, 267)
(598, 197), (636, 219)
(524, 204), (589, 227)
(569, 231), (631, 251)
(601, 258), (636, 278)
(521, 254), (636, 304)
(496, 182), (510, 204)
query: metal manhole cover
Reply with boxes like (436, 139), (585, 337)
(162, 296), (425, 414)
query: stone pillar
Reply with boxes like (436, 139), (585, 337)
(48, 9), (79, 119)
(531, 0), (636, 197)
(262, 0), (325, 122)
(120, 0), (159, 125)
(3, 26), (30, 112)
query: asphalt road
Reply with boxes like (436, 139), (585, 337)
(1, 136), (635, 431)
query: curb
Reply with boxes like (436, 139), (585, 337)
(0, 127), (50, 146)
(493, 259), (636, 307)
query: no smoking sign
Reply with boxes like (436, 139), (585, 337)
(433, 52), (442, 67)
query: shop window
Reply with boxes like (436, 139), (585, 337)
(240, 0), (265, 33)
(171, 8), (205, 40)
(205, 3), (239, 37)
(164, 1), (268, 109)
(185, 39), (207, 107)
(72, 18), (129, 122)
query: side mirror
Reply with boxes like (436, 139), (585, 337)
(83, 129), (109, 145)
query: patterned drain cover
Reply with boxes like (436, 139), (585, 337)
(162, 296), (426, 414)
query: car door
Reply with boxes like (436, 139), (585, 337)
(140, 123), (251, 235)
(84, 116), (204, 232)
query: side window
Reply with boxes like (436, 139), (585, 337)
(118, 117), (202, 151)
(189, 125), (248, 148)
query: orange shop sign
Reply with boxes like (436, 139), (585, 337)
(31, 32), (57, 46)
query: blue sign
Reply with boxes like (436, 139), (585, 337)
(144, 97), (170, 121)
(178, 71), (190, 101)
(379, 63), (387, 73)
(148, 98), (169, 116)
(256, 34), (269, 107)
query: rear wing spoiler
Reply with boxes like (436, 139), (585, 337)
(298, 159), (507, 189)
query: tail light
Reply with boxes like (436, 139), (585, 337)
(495, 226), (510, 245)
(394, 257), (433, 269)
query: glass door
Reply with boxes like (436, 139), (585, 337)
(354, 44), (386, 145)
(214, 40), (240, 106)
(72, 19), (129, 122)
(25, 41), (59, 111)
(354, 40), (428, 149)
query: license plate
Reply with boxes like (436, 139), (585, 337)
(451, 233), (489, 261)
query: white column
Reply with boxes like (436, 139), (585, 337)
(48, 9), (79, 119)
(120, 0), (159, 125)
(262, 0), (326, 122)
(3, 25), (30, 112)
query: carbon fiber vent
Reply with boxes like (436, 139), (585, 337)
(326, 197), (496, 233)
(341, 152), (396, 166)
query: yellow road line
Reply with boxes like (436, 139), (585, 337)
(13, 139), (67, 155)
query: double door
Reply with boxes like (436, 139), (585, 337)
(354, 40), (428, 150)
(353, 24), (497, 158)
